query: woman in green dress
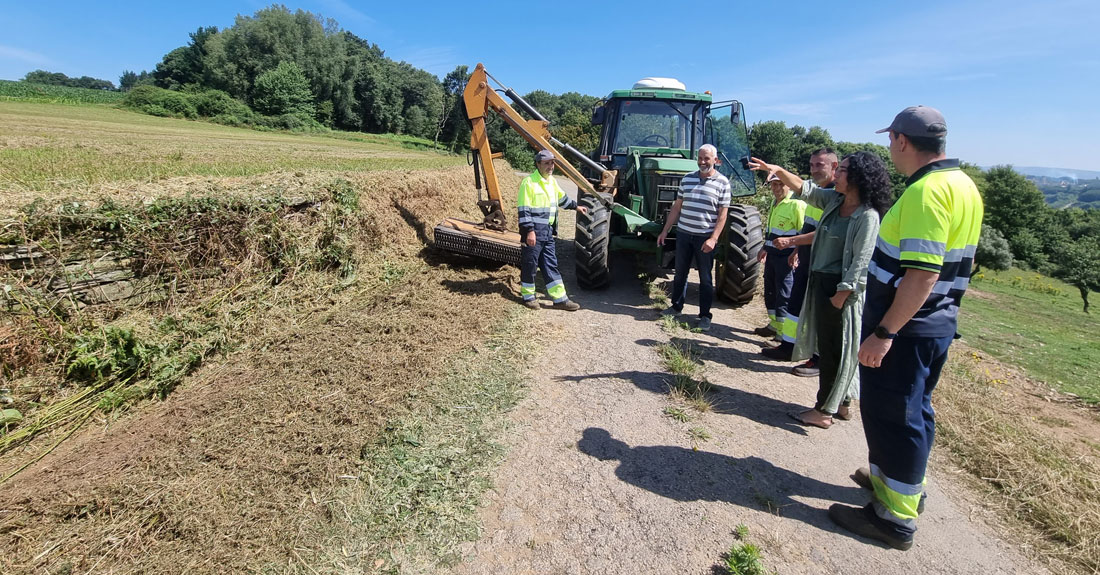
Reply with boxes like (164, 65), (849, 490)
(786, 151), (893, 428)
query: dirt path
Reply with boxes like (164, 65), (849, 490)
(448, 196), (1048, 574)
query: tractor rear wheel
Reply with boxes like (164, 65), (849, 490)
(716, 204), (764, 305)
(574, 194), (611, 289)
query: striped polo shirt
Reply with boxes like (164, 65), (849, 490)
(862, 159), (984, 338)
(676, 170), (732, 235)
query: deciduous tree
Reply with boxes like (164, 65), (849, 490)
(252, 61), (314, 117)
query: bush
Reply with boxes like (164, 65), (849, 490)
(254, 112), (324, 132)
(143, 104), (174, 117)
(159, 93), (198, 118)
(121, 85), (197, 119)
(121, 85), (163, 108)
(191, 89), (252, 119)
(975, 224), (1013, 273)
(252, 61), (315, 117)
(210, 113), (248, 127)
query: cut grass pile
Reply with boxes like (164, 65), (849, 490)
(0, 101), (463, 208)
(1, 101), (534, 573)
(960, 268), (1100, 403)
(311, 317), (537, 571)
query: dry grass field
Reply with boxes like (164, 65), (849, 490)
(0, 102), (463, 213)
(0, 101), (538, 573)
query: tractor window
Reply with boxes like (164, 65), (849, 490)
(705, 102), (755, 197)
(612, 100), (699, 153)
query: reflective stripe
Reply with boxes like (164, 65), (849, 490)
(518, 206), (554, 227)
(930, 275), (971, 295)
(872, 499), (918, 528)
(804, 204), (823, 228)
(943, 244), (977, 263)
(875, 236), (902, 260)
(868, 261), (899, 287)
(781, 313), (798, 343)
(899, 238), (946, 258)
(547, 280), (568, 303)
(869, 463), (924, 495)
(869, 463), (924, 523)
(521, 282), (536, 300)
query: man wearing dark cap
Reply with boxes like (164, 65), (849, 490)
(828, 106), (983, 550)
(518, 149), (588, 310)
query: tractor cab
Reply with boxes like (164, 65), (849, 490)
(590, 79), (755, 228)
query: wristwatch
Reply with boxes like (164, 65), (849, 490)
(874, 325), (898, 340)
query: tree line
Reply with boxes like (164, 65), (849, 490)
(18, 4), (587, 170)
(21, 70), (117, 91)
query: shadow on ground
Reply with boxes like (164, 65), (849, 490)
(577, 427), (868, 535)
(558, 365), (812, 436)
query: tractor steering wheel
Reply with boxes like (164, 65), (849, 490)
(637, 134), (670, 147)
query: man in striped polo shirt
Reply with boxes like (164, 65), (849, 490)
(657, 144), (732, 331)
(828, 106), (983, 551)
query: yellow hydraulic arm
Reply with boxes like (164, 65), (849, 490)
(433, 63), (615, 265)
(463, 63), (615, 229)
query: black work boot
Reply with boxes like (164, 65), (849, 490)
(760, 342), (793, 361)
(828, 503), (914, 551)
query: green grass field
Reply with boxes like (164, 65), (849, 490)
(960, 268), (1100, 403)
(0, 100), (464, 204)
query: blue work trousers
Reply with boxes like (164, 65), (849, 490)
(520, 228), (567, 303)
(788, 244), (812, 323)
(670, 231), (716, 319)
(763, 248), (795, 327)
(859, 332), (954, 538)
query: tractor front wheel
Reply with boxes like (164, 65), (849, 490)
(574, 194), (611, 289)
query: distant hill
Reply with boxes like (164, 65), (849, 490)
(984, 165), (1100, 182)
(990, 165), (1100, 209)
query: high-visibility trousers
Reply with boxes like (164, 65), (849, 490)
(520, 230), (568, 303)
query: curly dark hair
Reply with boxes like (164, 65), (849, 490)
(843, 151), (894, 216)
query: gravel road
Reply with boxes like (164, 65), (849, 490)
(448, 182), (1046, 574)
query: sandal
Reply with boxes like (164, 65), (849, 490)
(835, 405), (853, 421)
(788, 409), (833, 429)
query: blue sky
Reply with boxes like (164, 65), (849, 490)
(2, 0), (1098, 172)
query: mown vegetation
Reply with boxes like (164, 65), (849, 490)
(0, 101), (461, 205)
(936, 347), (1100, 574)
(1, 97), (538, 572)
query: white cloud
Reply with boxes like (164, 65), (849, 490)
(314, 0), (374, 25)
(0, 45), (53, 67)
(388, 45), (459, 77)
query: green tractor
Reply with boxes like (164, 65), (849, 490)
(574, 78), (763, 304)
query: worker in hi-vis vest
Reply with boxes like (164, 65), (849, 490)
(756, 172), (807, 361)
(517, 149), (587, 311)
(829, 105), (984, 551)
